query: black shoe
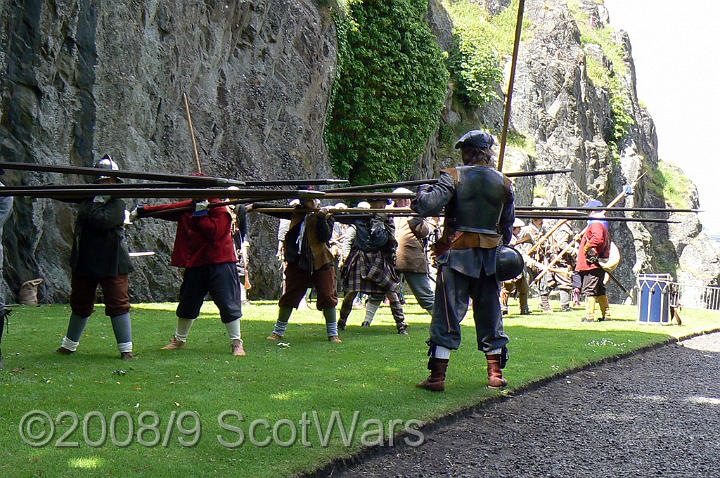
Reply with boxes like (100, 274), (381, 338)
(337, 319), (347, 331)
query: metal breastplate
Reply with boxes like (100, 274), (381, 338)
(446, 165), (507, 234)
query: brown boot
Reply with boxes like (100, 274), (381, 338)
(486, 354), (508, 389)
(416, 357), (449, 392)
(540, 294), (553, 313)
(231, 339), (246, 356)
(161, 335), (186, 350)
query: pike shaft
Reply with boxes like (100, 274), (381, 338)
(0, 161), (245, 186)
(325, 169), (572, 193)
(0, 187), (325, 199)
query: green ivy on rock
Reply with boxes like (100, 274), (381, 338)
(326, 0), (449, 185)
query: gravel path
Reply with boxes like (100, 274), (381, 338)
(331, 332), (720, 478)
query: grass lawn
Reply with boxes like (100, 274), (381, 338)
(1, 297), (719, 477)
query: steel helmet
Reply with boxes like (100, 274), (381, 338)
(93, 154), (121, 183)
(495, 245), (525, 281)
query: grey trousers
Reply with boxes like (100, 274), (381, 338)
(429, 265), (509, 353)
(400, 272), (435, 311)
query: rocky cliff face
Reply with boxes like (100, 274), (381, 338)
(431, 0), (720, 301)
(0, 0), (337, 302)
(1, 0), (716, 305)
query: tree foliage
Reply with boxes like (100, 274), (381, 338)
(446, 24), (503, 107)
(326, 0), (449, 184)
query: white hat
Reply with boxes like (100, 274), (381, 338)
(334, 202), (348, 209)
(392, 187), (413, 195)
(357, 201), (371, 209)
(513, 218), (525, 228)
(289, 199), (301, 206)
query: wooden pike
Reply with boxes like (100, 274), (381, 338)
(325, 169), (572, 193)
(0, 161), (347, 187)
(526, 170), (648, 261)
(497, 0), (526, 172)
(183, 92), (203, 174)
(517, 206), (701, 213)
(0, 161), (246, 186)
(0, 187), (325, 200)
(246, 206), (679, 224)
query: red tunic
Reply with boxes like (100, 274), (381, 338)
(141, 199), (237, 268)
(576, 221), (610, 271)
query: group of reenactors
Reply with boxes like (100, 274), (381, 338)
(0, 129), (615, 393)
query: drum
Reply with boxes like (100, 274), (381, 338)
(599, 242), (620, 272)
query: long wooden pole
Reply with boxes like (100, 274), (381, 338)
(0, 161), (347, 187)
(183, 92), (203, 174)
(528, 171), (649, 287)
(497, 0), (525, 172)
(246, 206), (677, 224)
(0, 161), (246, 186)
(525, 170), (648, 260)
(325, 169), (571, 193)
(0, 187), (326, 200)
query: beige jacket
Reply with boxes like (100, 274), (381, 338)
(394, 216), (430, 273)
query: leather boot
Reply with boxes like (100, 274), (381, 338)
(596, 295), (611, 321)
(540, 294), (553, 313)
(486, 354), (508, 389)
(389, 301), (408, 335)
(416, 357), (449, 391)
(231, 339), (246, 356)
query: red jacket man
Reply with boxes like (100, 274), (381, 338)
(135, 195), (246, 356)
(575, 200), (611, 322)
(141, 199), (236, 267)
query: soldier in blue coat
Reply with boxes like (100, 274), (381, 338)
(412, 130), (515, 391)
